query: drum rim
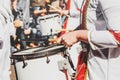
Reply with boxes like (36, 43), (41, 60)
(11, 45), (66, 61)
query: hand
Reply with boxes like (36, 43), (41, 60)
(57, 31), (78, 47)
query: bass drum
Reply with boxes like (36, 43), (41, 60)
(11, 45), (73, 80)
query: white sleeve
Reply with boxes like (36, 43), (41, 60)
(88, 0), (120, 50)
(88, 31), (118, 50)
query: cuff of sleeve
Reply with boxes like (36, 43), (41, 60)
(88, 31), (97, 50)
(88, 31), (118, 50)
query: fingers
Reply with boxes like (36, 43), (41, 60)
(56, 35), (72, 48)
(57, 36), (63, 44)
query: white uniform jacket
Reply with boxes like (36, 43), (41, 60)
(83, 0), (120, 80)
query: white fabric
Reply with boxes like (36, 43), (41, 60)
(67, 42), (82, 68)
(69, 0), (83, 18)
(0, 0), (15, 80)
(16, 0), (30, 28)
(0, 19), (11, 80)
(65, 0), (82, 69)
(84, 0), (120, 80)
(71, 0), (120, 80)
(66, 0), (81, 30)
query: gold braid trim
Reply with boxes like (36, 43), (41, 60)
(82, 0), (90, 29)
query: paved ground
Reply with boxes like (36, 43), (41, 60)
(10, 65), (16, 80)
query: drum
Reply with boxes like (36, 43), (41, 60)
(11, 45), (70, 80)
(37, 14), (62, 36)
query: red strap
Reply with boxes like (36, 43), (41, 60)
(109, 30), (120, 45)
(77, 8), (83, 13)
(76, 0), (89, 80)
(60, 18), (69, 35)
(60, 0), (71, 36)
(75, 52), (87, 80)
(66, 0), (71, 10)
(61, 69), (69, 80)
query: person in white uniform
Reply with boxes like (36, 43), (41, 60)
(57, 0), (120, 80)
(58, 0), (83, 69)
(0, 0), (15, 80)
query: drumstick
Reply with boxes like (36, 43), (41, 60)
(49, 29), (73, 42)
(56, 29), (73, 32)
(48, 38), (57, 42)
(48, 4), (70, 17)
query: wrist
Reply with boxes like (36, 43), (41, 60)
(76, 30), (88, 42)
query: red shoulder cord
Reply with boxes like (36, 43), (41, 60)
(75, 0), (90, 80)
(60, 0), (71, 36)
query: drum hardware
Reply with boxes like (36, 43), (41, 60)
(11, 57), (15, 65)
(58, 61), (69, 80)
(46, 52), (50, 63)
(71, 73), (76, 80)
(67, 53), (76, 71)
(11, 55), (28, 68)
(61, 50), (76, 72)
(50, 28), (53, 35)
(22, 55), (28, 68)
(58, 59), (73, 80)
